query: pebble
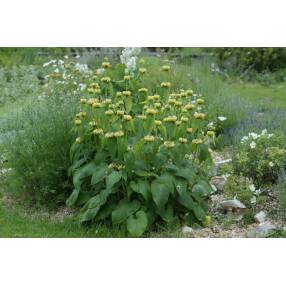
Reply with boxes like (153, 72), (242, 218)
(182, 225), (193, 234)
(254, 211), (267, 224)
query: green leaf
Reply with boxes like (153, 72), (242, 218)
(193, 202), (206, 222)
(112, 199), (141, 225)
(91, 164), (108, 185)
(80, 188), (113, 223)
(134, 170), (158, 178)
(126, 210), (148, 237)
(157, 204), (174, 223)
(192, 180), (213, 196)
(124, 97), (132, 113)
(198, 144), (210, 162)
(151, 175), (174, 208)
(175, 167), (196, 184)
(106, 171), (122, 189)
(73, 161), (97, 190)
(66, 189), (79, 207)
(130, 180), (151, 201)
(176, 188), (194, 211)
(173, 177), (187, 193)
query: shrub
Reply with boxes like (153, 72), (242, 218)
(233, 130), (286, 186)
(67, 58), (215, 236)
(0, 65), (43, 104)
(1, 96), (78, 208)
(275, 176), (286, 217)
(215, 48), (286, 74)
(1, 58), (90, 208)
(224, 174), (258, 208)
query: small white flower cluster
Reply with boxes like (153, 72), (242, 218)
(43, 59), (64, 67)
(249, 184), (262, 204)
(218, 116), (227, 122)
(75, 63), (89, 74)
(241, 129), (274, 149)
(120, 47), (141, 75)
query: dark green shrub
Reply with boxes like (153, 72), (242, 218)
(215, 48), (286, 73)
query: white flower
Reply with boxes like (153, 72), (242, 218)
(268, 134), (273, 138)
(75, 63), (89, 73)
(254, 189), (262, 195)
(120, 47), (141, 75)
(241, 136), (249, 143)
(43, 59), (57, 67)
(261, 129), (268, 135)
(269, 161), (274, 167)
(218, 116), (227, 121)
(249, 132), (259, 140)
(250, 141), (256, 149)
(249, 184), (256, 192)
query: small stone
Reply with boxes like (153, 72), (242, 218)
(220, 199), (246, 212)
(182, 225), (193, 234)
(210, 176), (227, 191)
(256, 222), (276, 237)
(254, 211), (267, 224)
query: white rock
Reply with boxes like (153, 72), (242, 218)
(220, 199), (246, 211)
(254, 211), (267, 223)
(182, 225), (193, 234)
(256, 222), (276, 237)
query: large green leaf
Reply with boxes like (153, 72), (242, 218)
(80, 188), (113, 222)
(111, 199), (141, 225)
(91, 164), (108, 185)
(124, 97), (132, 113)
(130, 180), (151, 201)
(126, 210), (148, 237)
(66, 189), (79, 207)
(175, 167), (196, 184)
(198, 144), (210, 162)
(151, 174), (174, 209)
(134, 170), (158, 178)
(193, 202), (206, 222)
(192, 180), (213, 196)
(157, 204), (174, 223)
(106, 171), (122, 189)
(176, 188), (194, 211)
(73, 161), (97, 190)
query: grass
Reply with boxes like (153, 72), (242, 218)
(230, 82), (286, 109)
(1, 55), (286, 237)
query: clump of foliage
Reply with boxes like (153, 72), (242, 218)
(2, 97), (77, 208)
(224, 174), (256, 208)
(233, 130), (286, 186)
(1, 58), (91, 208)
(215, 48), (286, 73)
(67, 57), (215, 236)
(274, 176), (286, 217)
(0, 65), (43, 104)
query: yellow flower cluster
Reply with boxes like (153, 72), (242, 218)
(163, 116), (177, 123)
(101, 77), (111, 83)
(144, 135), (155, 142)
(102, 62), (111, 69)
(161, 82), (171, 88)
